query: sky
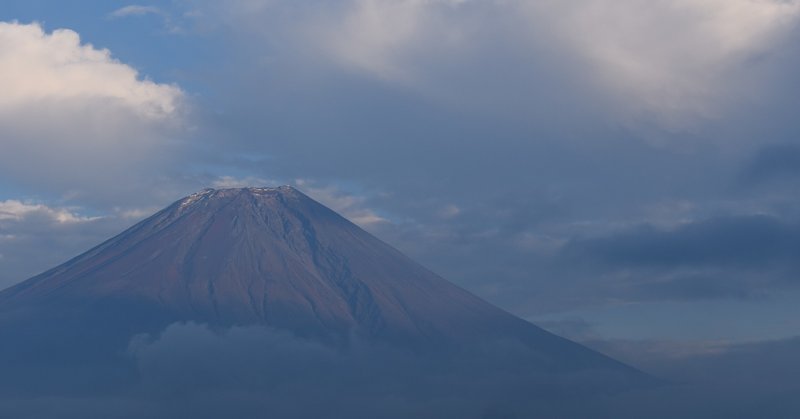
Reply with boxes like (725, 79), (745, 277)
(1, 0), (800, 374)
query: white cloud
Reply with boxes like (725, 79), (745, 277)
(109, 5), (163, 18)
(115, 207), (161, 220)
(0, 200), (100, 224)
(0, 22), (180, 116)
(211, 175), (275, 189)
(437, 204), (461, 218)
(108, 6), (181, 33)
(308, 0), (469, 83)
(209, 0), (800, 130)
(0, 22), (185, 200)
(524, 0), (800, 125)
(294, 180), (388, 227)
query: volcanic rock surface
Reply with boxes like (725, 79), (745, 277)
(0, 186), (643, 383)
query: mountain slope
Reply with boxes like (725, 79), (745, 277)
(0, 186), (642, 378)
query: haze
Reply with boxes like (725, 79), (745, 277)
(1, 1), (800, 417)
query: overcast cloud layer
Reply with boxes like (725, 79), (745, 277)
(1, 0), (799, 358)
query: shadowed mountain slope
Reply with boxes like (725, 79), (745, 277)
(0, 186), (645, 389)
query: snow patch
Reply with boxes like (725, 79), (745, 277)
(179, 189), (214, 209)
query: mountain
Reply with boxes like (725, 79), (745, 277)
(0, 186), (649, 416)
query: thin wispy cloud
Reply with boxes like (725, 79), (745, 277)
(109, 5), (163, 19)
(108, 5), (182, 33)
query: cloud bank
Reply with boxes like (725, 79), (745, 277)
(0, 22), (184, 203)
(2, 320), (798, 418)
(196, 0), (800, 130)
(0, 199), (131, 289)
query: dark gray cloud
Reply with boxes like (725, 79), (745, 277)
(742, 144), (800, 185)
(3, 321), (800, 418)
(584, 336), (800, 418)
(536, 317), (800, 418)
(562, 215), (800, 270)
(0, 322), (653, 419)
(552, 215), (800, 303)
